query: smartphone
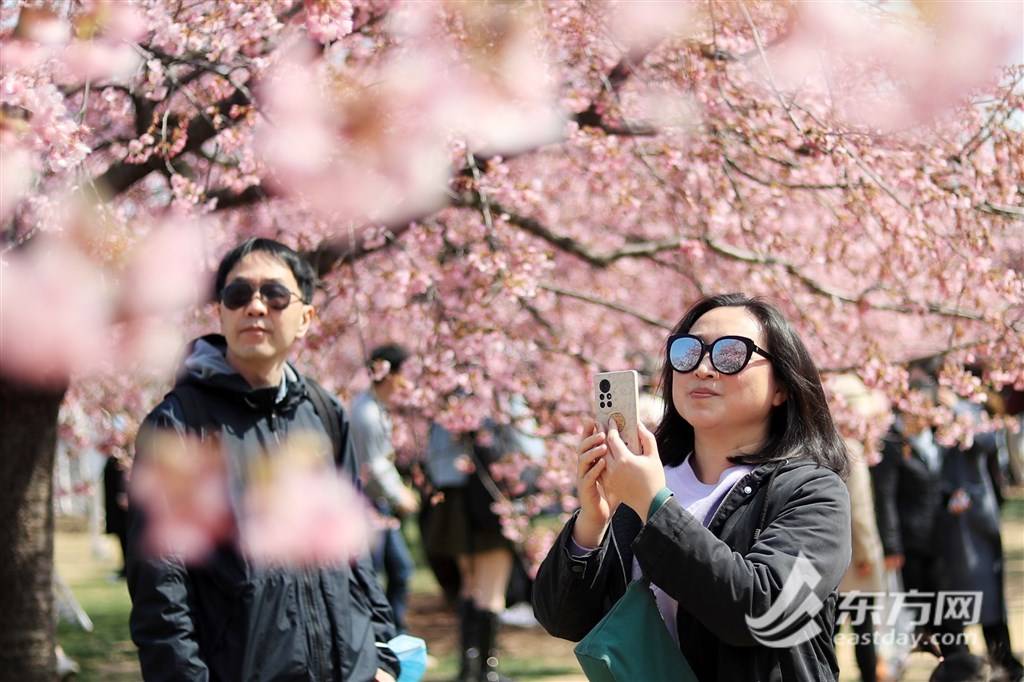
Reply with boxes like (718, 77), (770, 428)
(594, 370), (641, 454)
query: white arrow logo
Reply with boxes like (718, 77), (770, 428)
(745, 553), (825, 647)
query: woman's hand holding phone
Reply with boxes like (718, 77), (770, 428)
(573, 420), (617, 548)
(601, 420), (666, 524)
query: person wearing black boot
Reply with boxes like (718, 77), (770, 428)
(457, 598), (481, 681)
(477, 606), (511, 682)
(425, 420), (524, 682)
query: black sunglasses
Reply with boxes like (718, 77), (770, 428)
(668, 334), (773, 375)
(219, 279), (304, 311)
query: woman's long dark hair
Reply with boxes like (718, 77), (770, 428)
(654, 294), (848, 478)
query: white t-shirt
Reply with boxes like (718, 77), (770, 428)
(637, 455), (754, 644)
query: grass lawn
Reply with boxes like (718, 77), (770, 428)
(55, 493), (1024, 681)
(55, 531), (140, 682)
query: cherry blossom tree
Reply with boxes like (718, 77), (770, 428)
(1, 0), (1021, 676)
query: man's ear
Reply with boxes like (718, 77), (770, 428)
(295, 304), (314, 338)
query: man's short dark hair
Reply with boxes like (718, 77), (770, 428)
(214, 238), (317, 303)
(369, 344), (409, 381)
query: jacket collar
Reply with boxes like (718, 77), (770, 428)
(611, 456), (801, 572)
(177, 334), (307, 413)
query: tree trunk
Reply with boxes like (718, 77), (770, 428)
(0, 378), (67, 681)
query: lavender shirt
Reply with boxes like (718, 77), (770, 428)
(572, 454), (753, 644)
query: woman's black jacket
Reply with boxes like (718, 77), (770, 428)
(532, 458), (851, 682)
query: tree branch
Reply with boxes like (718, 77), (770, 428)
(958, 72), (1024, 160)
(451, 191), (683, 267)
(540, 283), (673, 330)
(737, 0), (806, 140)
(573, 52), (657, 137)
(305, 221), (417, 277)
(723, 156), (850, 190)
(95, 88), (250, 196)
(820, 335), (1003, 374)
(702, 237), (988, 321)
(208, 184), (272, 211)
(976, 201), (1024, 220)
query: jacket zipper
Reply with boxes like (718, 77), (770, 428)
(306, 569), (327, 680)
(269, 407), (325, 678)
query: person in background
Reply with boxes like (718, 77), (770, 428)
(830, 375), (888, 682)
(103, 454), (129, 579)
(1000, 387), (1024, 486)
(350, 343), (419, 634)
(425, 398), (541, 682)
(937, 377), (1023, 682)
(871, 367), (966, 659)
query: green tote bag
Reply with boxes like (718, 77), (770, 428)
(574, 579), (699, 682)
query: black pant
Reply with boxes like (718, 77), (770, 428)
(114, 528), (128, 577)
(835, 593), (877, 682)
(984, 622), (1024, 681)
(901, 552), (967, 657)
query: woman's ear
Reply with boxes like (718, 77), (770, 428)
(771, 386), (787, 407)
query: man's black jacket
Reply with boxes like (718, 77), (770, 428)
(127, 335), (399, 681)
(870, 422), (942, 557)
(532, 458), (851, 682)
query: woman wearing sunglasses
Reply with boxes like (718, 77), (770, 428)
(533, 293), (852, 681)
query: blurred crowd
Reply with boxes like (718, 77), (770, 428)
(833, 360), (1024, 682)
(61, 353), (1023, 682)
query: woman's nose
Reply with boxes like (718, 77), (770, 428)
(694, 354), (717, 378)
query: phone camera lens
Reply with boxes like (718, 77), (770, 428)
(599, 379), (611, 392)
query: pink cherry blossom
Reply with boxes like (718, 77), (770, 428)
(0, 236), (112, 386)
(0, 138), (34, 222)
(240, 433), (373, 566)
(118, 218), (209, 317)
(607, 0), (698, 54)
(129, 431), (235, 563)
(303, 0), (355, 44)
(2, 0), (1022, 588)
(255, 44), (450, 226)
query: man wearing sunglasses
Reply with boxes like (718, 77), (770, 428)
(127, 238), (400, 682)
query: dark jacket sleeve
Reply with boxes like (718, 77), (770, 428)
(532, 511), (617, 642)
(334, 400), (401, 678)
(871, 433), (904, 556)
(126, 400), (210, 682)
(632, 467), (852, 647)
(351, 551), (401, 677)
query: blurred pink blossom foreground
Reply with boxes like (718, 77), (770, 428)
(131, 431), (373, 567)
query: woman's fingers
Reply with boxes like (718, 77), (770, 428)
(638, 422), (658, 457)
(604, 421), (629, 459)
(577, 429), (606, 455)
(581, 457), (607, 488)
(578, 444), (607, 474)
